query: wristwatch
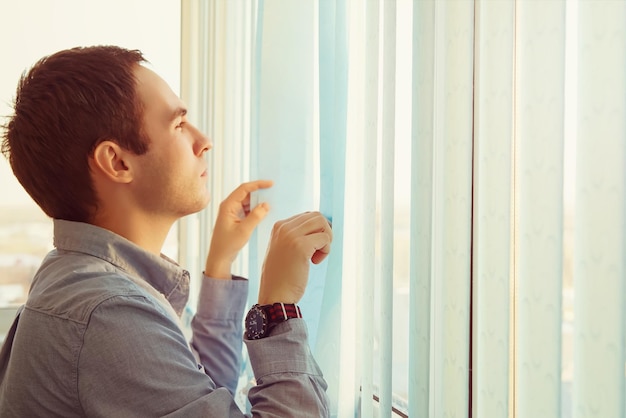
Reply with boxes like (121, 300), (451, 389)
(245, 303), (302, 340)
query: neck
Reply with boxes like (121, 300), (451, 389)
(92, 210), (173, 256)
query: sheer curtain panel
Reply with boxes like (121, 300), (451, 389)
(180, 0), (626, 417)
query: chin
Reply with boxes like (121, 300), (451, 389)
(178, 196), (211, 218)
(196, 195), (212, 211)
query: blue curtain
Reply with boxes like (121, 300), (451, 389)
(249, 0), (347, 414)
(315, 0), (348, 415)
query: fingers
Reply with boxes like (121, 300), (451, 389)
(218, 179), (272, 218)
(307, 232), (332, 264)
(258, 211), (333, 304)
(272, 212), (333, 262)
(239, 202), (271, 233)
(281, 212), (333, 241)
(226, 180), (273, 204)
(311, 250), (330, 265)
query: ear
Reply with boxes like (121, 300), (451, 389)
(90, 140), (134, 184)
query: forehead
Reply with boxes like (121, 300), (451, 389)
(133, 65), (184, 120)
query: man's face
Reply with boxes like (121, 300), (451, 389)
(129, 65), (212, 220)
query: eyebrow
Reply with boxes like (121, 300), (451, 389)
(170, 106), (188, 121)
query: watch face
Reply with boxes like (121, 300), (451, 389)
(245, 305), (268, 340)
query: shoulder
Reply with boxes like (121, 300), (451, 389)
(26, 249), (161, 324)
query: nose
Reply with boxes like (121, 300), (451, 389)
(191, 124), (212, 156)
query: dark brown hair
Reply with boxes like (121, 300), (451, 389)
(1, 45), (148, 222)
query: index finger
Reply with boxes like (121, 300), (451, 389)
(227, 180), (274, 203)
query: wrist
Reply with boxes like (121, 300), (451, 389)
(204, 258), (232, 280)
(257, 292), (299, 306)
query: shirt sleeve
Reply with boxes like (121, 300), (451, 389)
(190, 274), (248, 395)
(245, 319), (331, 417)
(79, 287), (329, 417)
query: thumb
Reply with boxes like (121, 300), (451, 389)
(307, 232), (332, 264)
(240, 202), (270, 233)
(311, 249), (330, 265)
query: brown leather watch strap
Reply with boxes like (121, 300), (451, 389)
(264, 303), (302, 322)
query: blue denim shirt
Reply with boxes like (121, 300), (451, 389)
(0, 220), (329, 417)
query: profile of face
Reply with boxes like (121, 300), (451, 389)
(129, 65), (213, 220)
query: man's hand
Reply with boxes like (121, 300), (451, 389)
(205, 180), (273, 279)
(258, 212), (333, 305)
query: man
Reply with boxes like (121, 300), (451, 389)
(0, 46), (332, 417)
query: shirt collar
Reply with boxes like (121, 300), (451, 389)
(52, 219), (189, 315)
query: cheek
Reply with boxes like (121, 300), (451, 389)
(137, 136), (194, 180)
(134, 152), (168, 185)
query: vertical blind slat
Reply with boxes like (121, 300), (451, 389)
(433, 1), (475, 415)
(360, 1), (379, 416)
(515, 2), (566, 416)
(472, 1), (515, 416)
(574, 2), (626, 417)
(179, 0), (213, 303)
(379, 0), (396, 415)
(204, 0), (219, 254)
(410, 0), (435, 415)
(316, 1), (349, 416)
(431, 0), (445, 413)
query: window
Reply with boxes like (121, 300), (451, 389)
(190, 1), (625, 417)
(0, 0), (182, 341)
(3, 1), (622, 417)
